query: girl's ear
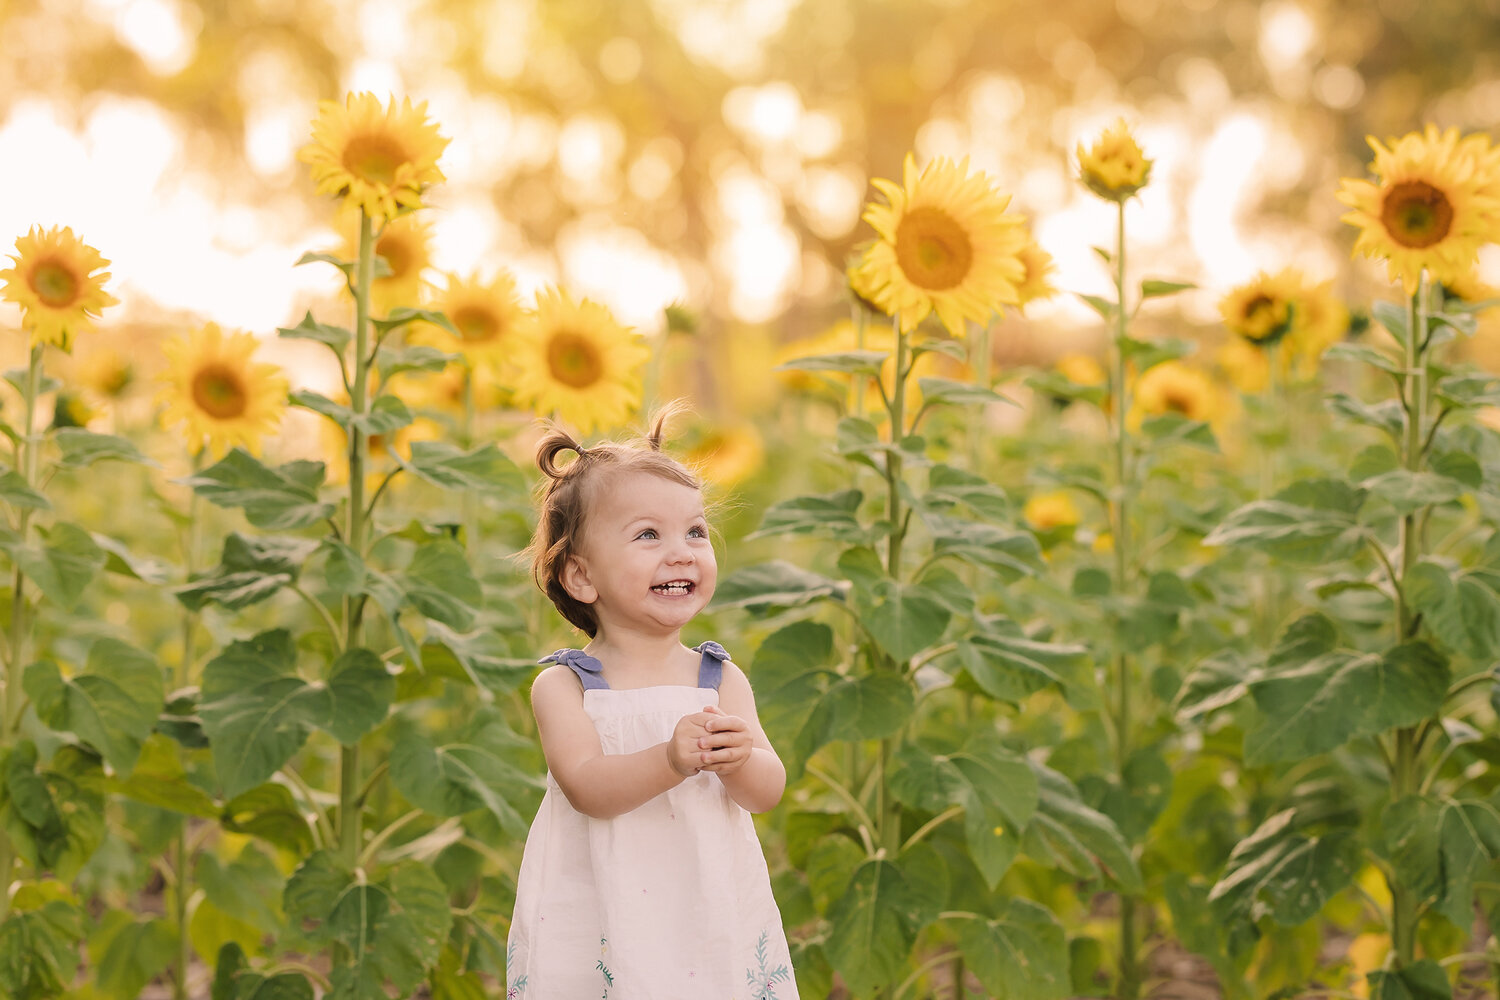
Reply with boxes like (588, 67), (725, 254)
(561, 554), (598, 604)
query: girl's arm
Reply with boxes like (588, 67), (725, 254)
(530, 665), (713, 820)
(697, 661), (787, 814)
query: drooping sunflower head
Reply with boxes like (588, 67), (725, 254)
(1219, 269), (1303, 346)
(411, 270), (526, 373)
(158, 323), (289, 457)
(1336, 124), (1500, 293)
(1077, 119), (1153, 203)
(1129, 360), (1223, 430)
(341, 210), (433, 315)
(850, 154), (1027, 337)
(1013, 238), (1059, 312)
(509, 288), (649, 433)
(0, 226), (119, 351)
(299, 93), (449, 226)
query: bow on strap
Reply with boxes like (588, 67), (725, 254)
(695, 640), (731, 662)
(538, 648), (608, 689)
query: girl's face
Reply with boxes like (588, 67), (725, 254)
(562, 469), (717, 639)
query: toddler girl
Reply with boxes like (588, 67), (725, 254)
(507, 410), (797, 999)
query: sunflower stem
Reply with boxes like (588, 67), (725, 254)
(1389, 273), (1431, 968)
(461, 366), (478, 559)
(1108, 197), (1142, 1000)
(852, 300), (869, 419)
(338, 210), (375, 884)
(170, 448), (205, 1000)
(0, 344), (42, 920)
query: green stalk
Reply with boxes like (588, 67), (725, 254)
(171, 455), (203, 1000)
(461, 367), (477, 559)
(339, 210), (376, 870)
(967, 321), (991, 471)
(0, 344), (43, 920)
(852, 303), (870, 419)
(1390, 275), (1430, 966)
(879, 319), (910, 857)
(1108, 199), (1141, 1000)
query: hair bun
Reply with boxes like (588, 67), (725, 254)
(535, 426), (589, 480)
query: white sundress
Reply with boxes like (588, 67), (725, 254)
(506, 641), (798, 1000)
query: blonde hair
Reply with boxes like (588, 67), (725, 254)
(528, 403), (701, 637)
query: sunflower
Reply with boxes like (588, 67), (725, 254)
(411, 270), (525, 373)
(1337, 124), (1500, 293)
(1128, 360), (1223, 430)
(158, 323), (289, 457)
(1219, 269), (1302, 346)
(299, 93), (449, 226)
(1054, 352), (1106, 387)
(687, 423), (766, 488)
(1077, 120), (1153, 202)
(850, 154), (1027, 337)
(508, 288), (648, 433)
(0, 226), (118, 350)
(1283, 277), (1349, 380)
(1023, 491), (1081, 531)
(341, 210), (432, 315)
(74, 345), (136, 400)
(1013, 238), (1059, 312)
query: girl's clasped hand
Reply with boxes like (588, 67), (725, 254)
(668, 704), (753, 777)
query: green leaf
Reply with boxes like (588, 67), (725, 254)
(1076, 293), (1116, 321)
(775, 350), (887, 376)
(389, 718), (534, 835)
(93, 532), (173, 583)
(420, 620), (535, 695)
(1025, 370), (1109, 408)
(825, 859), (922, 996)
(928, 516), (1043, 579)
(221, 783), (314, 855)
(1203, 479), (1366, 563)
(925, 463), (1010, 520)
(1325, 342), (1404, 377)
(0, 469), (50, 511)
(1173, 650), (1253, 720)
(1367, 959), (1451, 1000)
(109, 734), (218, 817)
(1245, 620), (1450, 765)
(1360, 468), (1466, 514)
(175, 533), (319, 611)
(284, 852), (451, 998)
(795, 672), (915, 766)
(952, 731), (1037, 886)
(1026, 761), (1142, 893)
(1383, 794), (1500, 928)
(843, 555), (951, 662)
(322, 648), (394, 745)
(749, 489), (867, 542)
(354, 394), (414, 437)
(1210, 807), (1358, 926)
(3, 522), (106, 609)
(183, 449), (335, 530)
(953, 900), (1070, 1000)
(910, 337), (967, 362)
(53, 428), (153, 468)
(2, 744), (105, 879)
(320, 539), (366, 597)
(403, 440), (525, 496)
(278, 309), (351, 353)
(0, 892), (84, 999)
(1118, 335), (1194, 373)
(1140, 279), (1195, 299)
(89, 909), (177, 1000)
(200, 630), (330, 797)
(956, 631), (1089, 705)
(289, 389), (353, 427)
(198, 845), (285, 937)
(399, 540), (481, 631)
(1326, 392), (1405, 440)
(1405, 560), (1500, 658)
(711, 561), (846, 610)
(372, 306), (454, 336)
(914, 376), (1015, 408)
(1435, 372), (1500, 409)
(1139, 412), (1217, 451)
(1372, 300), (1409, 346)
(375, 344), (456, 381)
(24, 638), (163, 776)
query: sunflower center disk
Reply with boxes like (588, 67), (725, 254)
(1243, 295), (1286, 340)
(1381, 180), (1454, 249)
(30, 260), (80, 308)
(342, 134), (407, 188)
(190, 365), (249, 419)
(1163, 390), (1196, 416)
(453, 305), (500, 343)
(376, 237), (411, 278)
(895, 206), (973, 291)
(546, 332), (604, 388)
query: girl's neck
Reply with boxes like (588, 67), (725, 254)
(584, 626), (688, 673)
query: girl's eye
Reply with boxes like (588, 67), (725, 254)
(636, 529), (658, 540)
(688, 525), (708, 538)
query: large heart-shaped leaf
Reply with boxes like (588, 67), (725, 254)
(952, 900), (1070, 1000)
(1026, 761), (1141, 893)
(1209, 807), (1358, 926)
(389, 714), (536, 835)
(402, 441), (524, 496)
(183, 449), (335, 530)
(25, 638), (162, 776)
(398, 540), (481, 631)
(824, 859), (925, 996)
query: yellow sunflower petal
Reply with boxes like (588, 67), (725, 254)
(299, 93), (449, 226)
(409, 269), (526, 375)
(0, 226), (119, 351)
(157, 323), (289, 457)
(508, 287), (649, 433)
(1336, 125), (1500, 294)
(1077, 119), (1153, 202)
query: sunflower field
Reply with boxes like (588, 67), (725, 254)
(5, 2), (1500, 999)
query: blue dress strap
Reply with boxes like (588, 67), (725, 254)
(538, 649), (609, 690)
(695, 641), (730, 690)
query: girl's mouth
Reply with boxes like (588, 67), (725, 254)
(651, 581), (694, 595)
